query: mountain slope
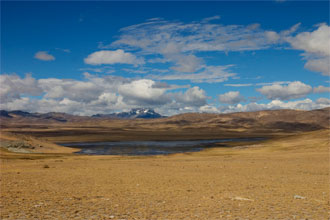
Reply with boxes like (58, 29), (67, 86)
(0, 108), (329, 134)
(92, 108), (163, 119)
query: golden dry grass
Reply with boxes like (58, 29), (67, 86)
(0, 130), (329, 219)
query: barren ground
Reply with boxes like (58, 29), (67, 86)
(0, 129), (329, 219)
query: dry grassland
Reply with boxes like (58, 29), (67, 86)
(0, 130), (329, 219)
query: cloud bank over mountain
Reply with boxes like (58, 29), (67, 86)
(1, 73), (329, 116)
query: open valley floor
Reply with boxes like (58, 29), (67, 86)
(1, 129), (329, 219)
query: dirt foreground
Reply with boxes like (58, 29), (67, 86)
(0, 130), (329, 219)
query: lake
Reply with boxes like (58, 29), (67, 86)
(59, 138), (264, 156)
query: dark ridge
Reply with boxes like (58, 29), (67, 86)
(266, 121), (324, 132)
(0, 110), (12, 118)
(9, 110), (36, 117)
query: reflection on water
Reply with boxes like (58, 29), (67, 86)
(59, 138), (264, 156)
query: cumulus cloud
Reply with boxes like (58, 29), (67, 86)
(265, 31), (280, 43)
(174, 86), (207, 107)
(199, 105), (220, 113)
(287, 24), (330, 75)
(220, 98), (330, 113)
(257, 81), (312, 100)
(1, 74), (328, 116)
(84, 49), (145, 65)
(39, 78), (104, 102)
(314, 85), (330, 93)
(34, 51), (55, 61)
(288, 24), (330, 56)
(304, 57), (330, 76)
(118, 79), (169, 105)
(0, 74), (209, 115)
(155, 86), (208, 116)
(0, 74), (43, 102)
(219, 91), (245, 104)
(316, 97), (330, 105)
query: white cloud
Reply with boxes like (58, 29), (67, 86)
(118, 79), (170, 105)
(79, 68), (103, 73)
(256, 81), (292, 86)
(265, 31), (280, 43)
(288, 24), (330, 56)
(220, 98), (330, 113)
(92, 18), (329, 79)
(287, 24), (330, 76)
(257, 81), (312, 100)
(148, 57), (169, 64)
(316, 97), (330, 105)
(174, 86), (207, 107)
(170, 54), (202, 73)
(0, 74), (43, 102)
(39, 78), (103, 102)
(304, 57), (330, 76)
(84, 49), (145, 65)
(201, 15), (221, 23)
(199, 105), (220, 113)
(105, 18), (299, 73)
(34, 51), (55, 61)
(122, 68), (148, 74)
(314, 85), (330, 93)
(150, 65), (236, 83)
(1, 74), (328, 116)
(219, 91), (245, 104)
(93, 18), (328, 80)
(224, 81), (292, 87)
(0, 74), (211, 115)
(112, 18), (268, 53)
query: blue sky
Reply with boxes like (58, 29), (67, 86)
(1, 1), (330, 115)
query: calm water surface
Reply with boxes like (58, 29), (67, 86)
(59, 138), (264, 156)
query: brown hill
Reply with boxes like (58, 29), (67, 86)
(156, 108), (330, 131)
(1, 108), (329, 130)
(0, 108), (329, 142)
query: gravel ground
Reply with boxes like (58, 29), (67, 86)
(1, 131), (329, 219)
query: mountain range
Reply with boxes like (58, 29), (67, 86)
(0, 108), (163, 122)
(1, 108), (329, 134)
(92, 108), (163, 119)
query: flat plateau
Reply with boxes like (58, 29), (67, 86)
(1, 129), (329, 219)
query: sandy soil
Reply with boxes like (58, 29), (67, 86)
(0, 130), (329, 219)
(0, 132), (78, 154)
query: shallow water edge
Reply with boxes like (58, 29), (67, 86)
(59, 138), (265, 156)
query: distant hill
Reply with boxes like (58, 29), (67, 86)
(92, 108), (163, 119)
(0, 108), (329, 133)
(161, 107), (330, 132)
(0, 110), (88, 124)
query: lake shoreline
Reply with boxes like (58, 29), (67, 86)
(58, 137), (267, 156)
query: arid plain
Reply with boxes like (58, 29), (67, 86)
(0, 108), (329, 219)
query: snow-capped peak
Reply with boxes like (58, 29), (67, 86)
(92, 108), (163, 119)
